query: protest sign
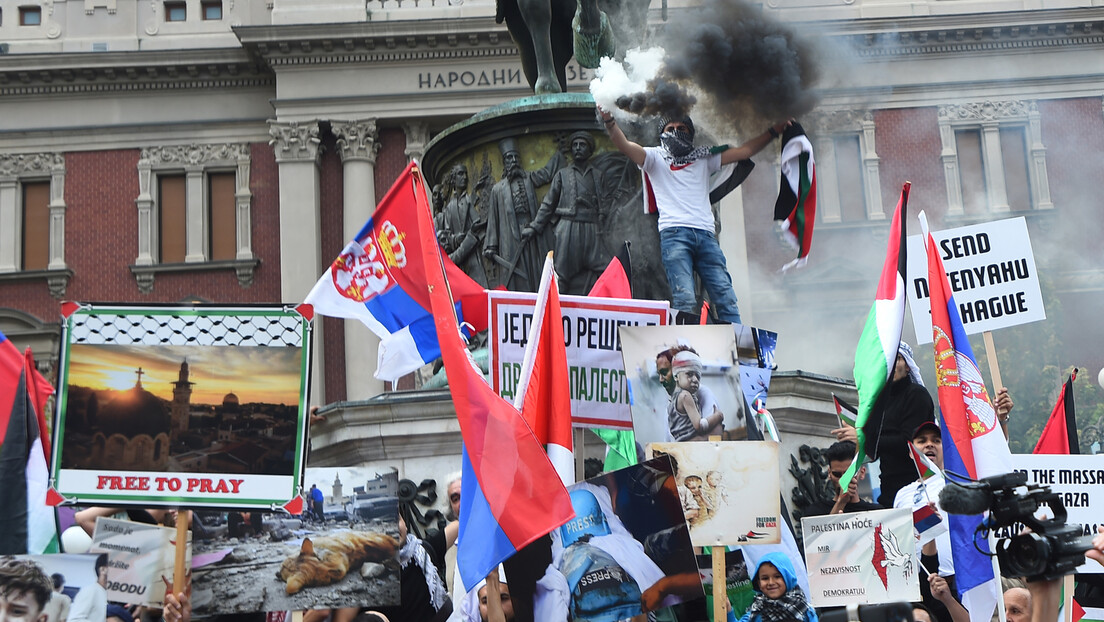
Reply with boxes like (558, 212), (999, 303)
(649, 441), (780, 546)
(907, 217), (1045, 343)
(802, 507), (920, 607)
(489, 292), (668, 429)
(619, 324), (748, 445)
(51, 303), (311, 510)
(90, 517), (192, 606)
(191, 468), (400, 615)
(1009, 454), (1104, 574)
(697, 547), (756, 620)
(524, 455), (702, 622)
(13, 554), (107, 607)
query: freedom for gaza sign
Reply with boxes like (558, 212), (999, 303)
(489, 292), (668, 429)
(906, 216), (1045, 344)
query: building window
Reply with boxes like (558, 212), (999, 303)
(938, 100), (1052, 216)
(19, 6), (42, 26)
(0, 153), (69, 297)
(158, 175), (187, 263)
(134, 144), (255, 293)
(803, 110), (884, 225)
(201, 0), (223, 20)
(164, 1), (186, 22)
(21, 181), (50, 271)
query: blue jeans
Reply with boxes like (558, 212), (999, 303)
(659, 226), (742, 325)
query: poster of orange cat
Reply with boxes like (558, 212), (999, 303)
(191, 467), (401, 614)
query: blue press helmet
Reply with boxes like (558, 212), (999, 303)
(559, 488), (612, 546)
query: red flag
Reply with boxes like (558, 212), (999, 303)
(410, 165), (573, 589)
(1033, 370), (1078, 454)
(587, 241), (632, 299)
(514, 254), (574, 485)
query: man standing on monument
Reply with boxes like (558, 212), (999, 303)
(524, 131), (610, 295)
(599, 107), (788, 324)
(483, 138), (561, 291)
(437, 163), (488, 287)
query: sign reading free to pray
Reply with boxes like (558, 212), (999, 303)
(489, 292), (668, 430)
(906, 216), (1045, 343)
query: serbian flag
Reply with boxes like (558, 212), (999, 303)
(409, 165), (573, 591)
(1034, 370), (1079, 454)
(513, 253), (574, 485)
(305, 160), (488, 382)
(0, 333), (58, 555)
(921, 210), (1014, 622)
(774, 121), (817, 272)
(832, 393), (858, 429)
(841, 182), (909, 492)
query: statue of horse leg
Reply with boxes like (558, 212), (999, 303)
(516, 0), (562, 93)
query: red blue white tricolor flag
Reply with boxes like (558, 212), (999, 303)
(305, 161), (487, 382)
(921, 211), (1013, 622)
(407, 164), (574, 592)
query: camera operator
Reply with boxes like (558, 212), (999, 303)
(1005, 526), (1104, 622)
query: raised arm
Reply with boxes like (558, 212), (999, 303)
(719, 121), (790, 165)
(599, 107), (646, 166)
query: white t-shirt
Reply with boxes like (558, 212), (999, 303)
(894, 475), (954, 576)
(642, 147), (721, 232)
(68, 583), (106, 622)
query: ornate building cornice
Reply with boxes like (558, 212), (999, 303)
(937, 99), (1036, 122)
(267, 120), (322, 163)
(0, 153), (65, 177)
(331, 119), (380, 164)
(139, 143), (251, 166)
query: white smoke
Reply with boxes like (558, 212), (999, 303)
(589, 47), (666, 122)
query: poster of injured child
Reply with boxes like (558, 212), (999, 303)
(527, 456), (703, 622)
(619, 324), (747, 445)
(189, 467), (400, 615)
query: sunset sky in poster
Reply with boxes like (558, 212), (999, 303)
(66, 343), (302, 406)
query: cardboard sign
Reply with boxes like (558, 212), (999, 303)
(649, 441), (781, 546)
(91, 517), (191, 607)
(52, 304), (311, 510)
(907, 217), (1045, 343)
(1010, 454), (1104, 574)
(802, 507), (920, 607)
(489, 292), (668, 429)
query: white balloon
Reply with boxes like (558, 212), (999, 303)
(61, 525), (91, 554)
(1098, 367), (1104, 391)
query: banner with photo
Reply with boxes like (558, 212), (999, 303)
(619, 325), (748, 445)
(649, 441), (781, 546)
(90, 517), (192, 607)
(191, 467), (400, 615)
(801, 507), (920, 607)
(488, 292), (668, 429)
(50, 303), (312, 510)
(520, 455), (702, 622)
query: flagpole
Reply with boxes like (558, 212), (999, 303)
(981, 331), (1004, 402)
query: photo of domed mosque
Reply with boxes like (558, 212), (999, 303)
(59, 343), (303, 475)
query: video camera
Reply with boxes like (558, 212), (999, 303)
(939, 471), (1093, 581)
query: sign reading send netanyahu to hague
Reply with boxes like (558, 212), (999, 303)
(489, 292), (668, 430)
(906, 216), (1045, 343)
(50, 303), (312, 511)
(802, 507), (920, 608)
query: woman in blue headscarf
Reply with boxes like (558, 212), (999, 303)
(737, 552), (818, 622)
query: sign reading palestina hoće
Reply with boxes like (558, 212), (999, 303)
(50, 303), (312, 511)
(488, 291), (669, 429)
(801, 507), (920, 607)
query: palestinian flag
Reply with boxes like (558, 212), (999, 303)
(774, 122), (817, 272)
(832, 393), (858, 428)
(1034, 369), (1079, 454)
(841, 182), (909, 492)
(909, 441), (941, 480)
(0, 333), (58, 555)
